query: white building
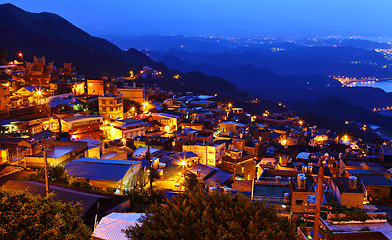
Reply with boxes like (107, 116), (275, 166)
(182, 142), (226, 167)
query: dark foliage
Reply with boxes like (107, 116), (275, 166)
(0, 190), (91, 240)
(124, 178), (296, 240)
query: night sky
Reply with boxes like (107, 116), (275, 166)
(2, 0), (392, 38)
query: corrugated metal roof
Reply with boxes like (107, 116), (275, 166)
(189, 163), (215, 179)
(189, 163), (232, 184)
(92, 213), (144, 240)
(62, 115), (102, 123)
(204, 170), (232, 185)
(65, 158), (140, 181)
(74, 158), (141, 165)
(47, 98), (76, 108)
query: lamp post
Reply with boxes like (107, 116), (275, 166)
(181, 160), (187, 178)
(40, 138), (50, 198)
(18, 52), (23, 62)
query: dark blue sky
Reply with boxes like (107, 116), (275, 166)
(3, 0), (392, 38)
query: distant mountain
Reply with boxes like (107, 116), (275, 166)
(0, 3), (167, 78)
(291, 97), (392, 138)
(0, 4), (253, 103)
(148, 47), (392, 78)
(105, 35), (238, 53)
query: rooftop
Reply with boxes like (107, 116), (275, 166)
(92, 212), (144, 240)
(358, 174), (392, 186)
(65, 158), (140, 181)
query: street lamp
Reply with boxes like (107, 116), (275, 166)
(181, 160), (187, 178)
(18, 52), (23, 62)
(142, 101), (149, 112)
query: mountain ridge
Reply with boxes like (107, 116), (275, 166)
(0, 3), (165, 78)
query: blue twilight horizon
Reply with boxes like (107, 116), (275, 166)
(2, 0), (392, 39)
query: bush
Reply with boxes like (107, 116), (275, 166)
(124, 189), (296, 240)
(0, 190), (91, 239)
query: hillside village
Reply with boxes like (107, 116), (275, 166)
(1, 56), (392, 239)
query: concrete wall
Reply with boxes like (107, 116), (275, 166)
(341, 192), (364, 208)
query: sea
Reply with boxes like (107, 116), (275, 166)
(348, 79), (392, 116)
(347, 79), (392, 93)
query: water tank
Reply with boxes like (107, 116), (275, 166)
(275, 176), (282, 183)
(209, 187), (217, 193)
(284, 192), (291, 204)
(224, 187), (232, 193)
(197, 169), (201, 178)
(298, 176), (306, 190)
(158, 169), (164, 179)
(349, 176), (357, 190)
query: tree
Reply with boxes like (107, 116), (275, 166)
(0, 190), (91, 240)
(124, 186), (296, 240)
(123, 185), (166, 213)
(27, 166), (69, 185)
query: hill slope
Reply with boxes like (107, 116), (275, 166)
(0, 3), (166, 78)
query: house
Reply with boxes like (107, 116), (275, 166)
(61, 114), (103, 140)
(116, 87), (146, 105)
(12, 86), (47, 106)
(86, 79), (105, 95)
(182, 141), (226, 167)
(105, 118), (145, 140)
(330, 176), (365, 208)
(357, 174), (392, 200)
(151, 112), (181, 132)
(152, 152), (198, 191)
(189, 163), (233, 187)
(176, 129), (214, 144)
(221, 150), (256, 181)
(24, 140), (88, 167)
(75, 138), (104, 158)
(92, 212), (144, 240)
(218, 121), (246, 134)
(99, 94), (124, 120)
(65, 158), (143, 193)
(0, 84), (11, 111)
(252, 169), (296, 209)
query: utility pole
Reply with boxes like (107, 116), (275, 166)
(42, 141), (50, 197)
(313, 162), (324, 240)
(147, 138), (153, 192)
